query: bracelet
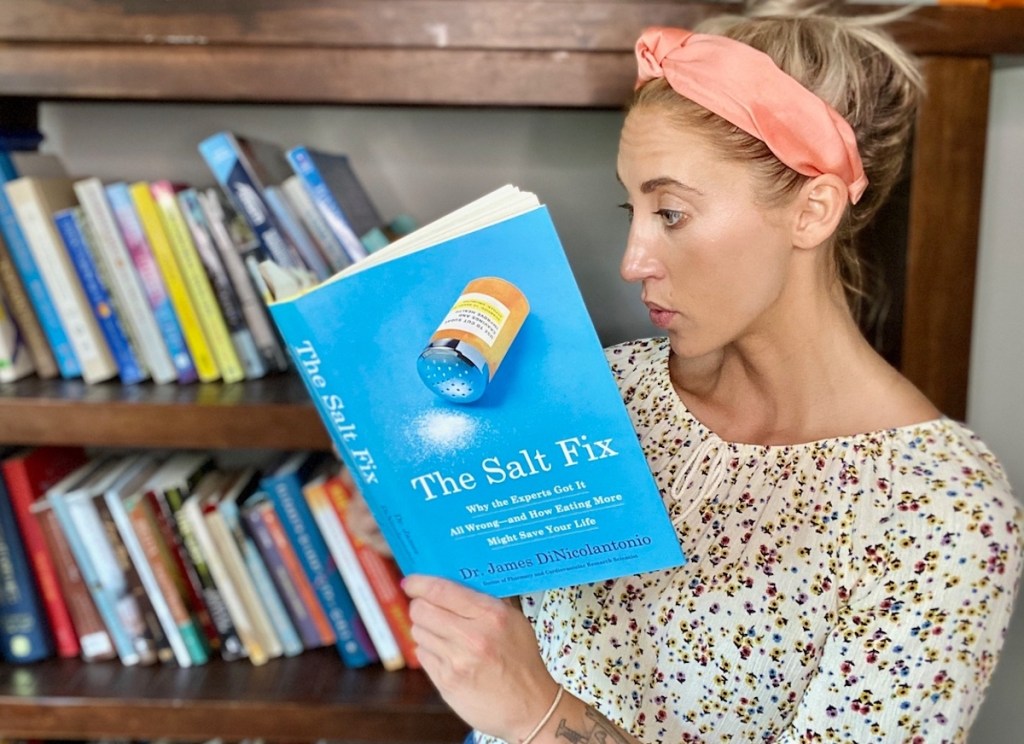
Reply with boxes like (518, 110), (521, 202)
(521, 686), (564, 744)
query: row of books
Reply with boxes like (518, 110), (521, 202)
(0, 446), (418, 671)
(0, 132), (408, 386)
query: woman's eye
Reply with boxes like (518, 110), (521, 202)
(656, 209), (685, 227)
(618, 202), (634, 223)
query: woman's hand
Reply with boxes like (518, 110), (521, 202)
(403, 574), (559, 742)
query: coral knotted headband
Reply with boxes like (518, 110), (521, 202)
(634, 26), (868, 204)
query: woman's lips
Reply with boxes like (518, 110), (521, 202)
(646, 302), (674, 329)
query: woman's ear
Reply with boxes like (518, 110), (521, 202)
(791, 174), (848, 250)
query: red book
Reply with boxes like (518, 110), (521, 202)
(326, 467), (419, 669)
(1, 446), (89, 658)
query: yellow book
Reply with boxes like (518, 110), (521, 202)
(150, 181), (244, 383)
(129, 182), (220, 383)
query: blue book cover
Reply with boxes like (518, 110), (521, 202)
(260, 452), (377, 667)
(53, 207), (147, 385)
(197, 131), (306, 271)
(105, 182), (198, 384)
(0, 465), (55, 662)
(266, 186), (685, 598)
(0, 150), (80, 378)
(285, 146), (374, 263)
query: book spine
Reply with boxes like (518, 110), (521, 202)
(258, 497), (336, 647)
(0, 152), (80, 377)
(54, 207), (147, 385)
(263, 470), (376, 667)
(125, 493), (210, 665)
(280, 174), (352, 274)
(305, 476), (404, 670)
(73, 177), (178, 384)
(220, 499), (303, 657)
(160, 486), (246, 662)
(47, 484), (142, 666)
(197, 188), (290, 373)
(1, 448), (86, 659)
(5, 178), (117, 383)
(176, 188), (267, 380)
(32, 503), (116, 661)
(0, 478), (54, 662)
(200, 502), (282, 663)
(197, 132), (303, 270)
(151, 181), (245, 383)
(0, 283), (35, 382)
(327, 472), (418, 669)
(285, 146), (369, 263)
(129, 181), (220, 382)
(88, 492), (169, 665)
(0, 234), (58, 378)
(241, 498), (324, 650)
(263, 185), (332, 281)
(105, 182), (198, 384)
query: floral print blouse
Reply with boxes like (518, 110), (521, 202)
(478, 337), (1023, 744)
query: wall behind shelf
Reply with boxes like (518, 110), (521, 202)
(38, 62), (1024, 739)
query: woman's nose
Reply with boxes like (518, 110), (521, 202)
(619, 227), (661, 284)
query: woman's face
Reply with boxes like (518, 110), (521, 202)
(616, 105), (798, 360)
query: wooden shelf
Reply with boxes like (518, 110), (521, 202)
(0, 2), (1020, 107)
(0, 373), (332, 451)
(0, 649), (468, 743)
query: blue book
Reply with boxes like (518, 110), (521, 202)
(197, 131), (306, 271)
(285, 146), (377, 262)
(0, 150), (80, 378)
(53, 207), (147, 385)
(260, 452), (377, 667)
(105, 182), (198, 384)
(266, 186), (686, 597)
(0, 460), (55, 662)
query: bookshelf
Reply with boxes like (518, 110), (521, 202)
(0, 1), (1021, 742)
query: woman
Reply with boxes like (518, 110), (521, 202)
(400, 4), (1024, 742)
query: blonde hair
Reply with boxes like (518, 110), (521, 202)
(631, 1), (923, 318)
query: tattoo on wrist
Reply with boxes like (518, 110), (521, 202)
(553, 707), (630, 743)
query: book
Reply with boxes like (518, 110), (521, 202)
(31, 498), (117, 661)
(103, 453), (210, 667)
(325, 465), (418, 669)
(144, 452), (246, 662)
(265, 185), (685, 597)
(0, 281), (35, 382)
(53, 206), (147, 385)
(280, 174), (352, 274)
(73, 177), (178, 384)
(45, 457), (156, 666)
(304, 469), (405, 670)
(105, 181), (197, 384)
(285, 146), (381, 260)
(260, 452), (377, 667)
(3, 176), (117, 383)
(196, 187), (290, 373)
(197, 131), (307, 271)
(0, 150), (79, 378)
(263, 184), (332, 281)
(1, 446), (90, 659)
(151, 180), (245, 383)
(216, 469), (303, 658)
(176, 187), (267, 379)
(129, 180), (220, 383)
(240, 492), (332, 650)
(0, 228), (57, 379)
(0, 454), (54, 662)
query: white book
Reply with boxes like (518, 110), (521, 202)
(73, 177), (177, 383)
(101, 453), (195, 668)
(3, 176), (117, 383)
